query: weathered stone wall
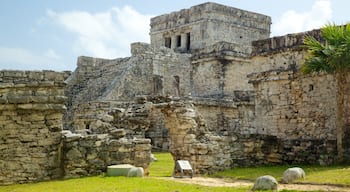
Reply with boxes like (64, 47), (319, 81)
(72, 99), (152, 138)
(150, 2), (270, 51)
(191, 57), (254, 98)
(62, 131), (151, 178)
(153, 97), (337, 174)
(63, 97), (152, 178)
(63, 56), (136, 130)
(194, 98), (256, 135)
(155, 99), (230, 174)
(146, 107), (169, 151)
(0, 70), (68, 185)
(64, 43), (191, 131)
(144, 43), (192, 98)
(232, 135), (336, 166)
(249, 69), (337, 139)
(251, 29), (322, 56)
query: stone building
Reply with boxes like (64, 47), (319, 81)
(63, 1), (350, 174)
(1, 2), (350, 184)
(150, 2), (270, 52)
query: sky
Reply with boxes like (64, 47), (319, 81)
(0, 0), (349, 72)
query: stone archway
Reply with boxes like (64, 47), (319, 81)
(152, 98), (232, 174)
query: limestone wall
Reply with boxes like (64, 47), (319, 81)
(64, 43), (191, 130)
(194, 98), (256, 135)
(251, 29), (322, 56)
(146, 43), (192, 97)
(233, 135), (336, 166)
(154, 97), (336, 174)
(63, 97), (152, 178)
(0, 70), (68, 185)
(249, 68), (337, 140)
(191, 57), (255, 97)
(72, 99), (152, 138)
(63, 132), (151, 178)
(146, 107), (169, 151)
(63, 56), (136, 130)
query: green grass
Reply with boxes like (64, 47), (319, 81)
(0, 176), (248, 192)
(1, 152), (349, 192)
(303, 166), (350, 185)
(148, 152), (174, 177)
(212, 164), (350, 185)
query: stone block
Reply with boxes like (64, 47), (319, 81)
(106, 164), (135, 176)
(252, 175), (278, 191)
(127, 167), (144, 177)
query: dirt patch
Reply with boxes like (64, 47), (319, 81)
(159, 177), (350, 191)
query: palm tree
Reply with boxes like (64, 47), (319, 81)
(302, 23), (350, 162)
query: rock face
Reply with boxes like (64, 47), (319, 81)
(252, 175), (278, 191)
(282, 167), (306, 184)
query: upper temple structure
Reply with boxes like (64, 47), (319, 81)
(1, 2), (349, 185)
(150, 2), (271, 52)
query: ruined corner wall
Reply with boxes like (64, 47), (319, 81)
(0, 70), (68, 185)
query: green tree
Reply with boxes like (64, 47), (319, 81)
(302, 23), (350, 162)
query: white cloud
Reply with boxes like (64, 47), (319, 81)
(272, 0), (332, 36)
(45, 49), (62, 60)
(48, 6), (153, 59)
(0, 47), (67, 71)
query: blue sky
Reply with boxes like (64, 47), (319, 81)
(0, 0), (349, 71)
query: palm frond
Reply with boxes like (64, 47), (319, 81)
(302, 22), (350, 74)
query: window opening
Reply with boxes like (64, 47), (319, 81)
(176, 35), (181, 47)
(186, 33), (191, 51)
(165, 37), (171, 48)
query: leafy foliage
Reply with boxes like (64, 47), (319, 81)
(302, 23), (350, 74)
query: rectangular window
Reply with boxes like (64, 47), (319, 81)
(165, 37), (171, 48)
(176, 35), (181, 47)
(186, 33), (191, 51)
(153, 75), (163, 95)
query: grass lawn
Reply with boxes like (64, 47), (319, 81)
(0, 152), (349, 192)
(148, 152), (174, 177)
(0, 176), (249, 192)
(211, 164), (350, 185)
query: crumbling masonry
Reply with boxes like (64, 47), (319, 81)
(1, 2), (350, 184)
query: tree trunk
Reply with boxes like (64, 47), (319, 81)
(336, 72), (345, 162)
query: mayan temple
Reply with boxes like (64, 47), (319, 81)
(1, 2), (349, 185)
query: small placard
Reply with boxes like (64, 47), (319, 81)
(177, 160), (192, 170)
(173, 160), (193, 178)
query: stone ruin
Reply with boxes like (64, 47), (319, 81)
(1, 2), (350, 185)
